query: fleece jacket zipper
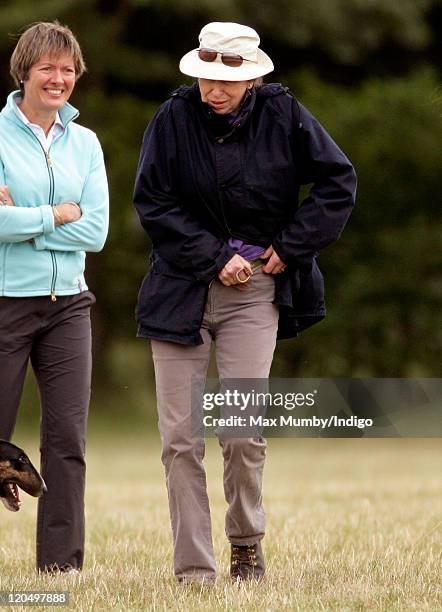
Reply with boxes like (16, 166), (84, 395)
(24, 127), (58, 301)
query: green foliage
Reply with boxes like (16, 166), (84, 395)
(122, 0), (434, 72)
(276, 69), (442, 376)
(0, 0), (440, 389)
(243, 0), (431, 63)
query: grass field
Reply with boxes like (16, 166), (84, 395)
(0, 434), (441, 611)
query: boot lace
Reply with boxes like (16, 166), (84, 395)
(231, 544), (257, 568)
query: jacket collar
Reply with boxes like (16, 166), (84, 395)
(1, 90), (79, 130)
(172, 82), (259, 139)
(203, 87), (256, 128)
(172, 81), (289, 103)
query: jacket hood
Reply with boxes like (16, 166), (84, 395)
(1, 90), (79, 128)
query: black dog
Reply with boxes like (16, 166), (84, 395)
(0, 440), (46, 512)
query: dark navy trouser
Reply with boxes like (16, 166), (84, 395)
(0, 291), (95, 572)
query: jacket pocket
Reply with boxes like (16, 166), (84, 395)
(135, 266), (207, 335)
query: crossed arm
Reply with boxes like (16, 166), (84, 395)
(0, 184), (81, 228)
(0, 138), (108, 251)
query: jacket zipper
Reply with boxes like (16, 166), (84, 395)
(45, 151), (58, 301)
(23, 126), (58, 301)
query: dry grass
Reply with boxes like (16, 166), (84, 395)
(0, 436), (441, 611)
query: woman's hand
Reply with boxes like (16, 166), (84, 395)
(261, 245), (286, 274)
(0, 189), (81, 229)
(0, 186), (15, 206)
(53, 202), (82, 226)
(218, 254), (253, 287)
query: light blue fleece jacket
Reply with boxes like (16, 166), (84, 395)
(0, 91), (109, 297)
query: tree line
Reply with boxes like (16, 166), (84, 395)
(0, 0), (440, 386)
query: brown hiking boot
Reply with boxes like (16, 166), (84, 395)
(230, 541), (265, 581)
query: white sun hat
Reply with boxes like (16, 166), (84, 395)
(179, 22), (274, 82)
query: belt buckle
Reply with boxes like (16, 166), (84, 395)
(235, 269), (252, 283)
(235, 257), (266, 283)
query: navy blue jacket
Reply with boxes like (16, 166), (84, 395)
(134, 83), (357, 345)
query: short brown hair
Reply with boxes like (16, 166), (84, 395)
(10, 21), (86, 90)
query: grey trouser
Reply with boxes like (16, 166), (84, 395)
(151, 271), (279, 580)
(0, 292), (94, 572)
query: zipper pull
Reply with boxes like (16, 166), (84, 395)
(46, 152), (52, 167)
(50, 292), (57, 302)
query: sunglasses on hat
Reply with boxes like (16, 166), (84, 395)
(198, 48), (251, 67)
